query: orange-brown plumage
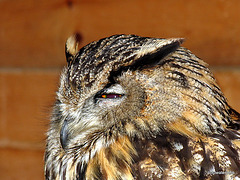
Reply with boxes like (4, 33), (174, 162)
(45, 34), (240, 179)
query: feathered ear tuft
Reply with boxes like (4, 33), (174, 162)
(65, 33), (82, 64)
(132, 38), (184, 69)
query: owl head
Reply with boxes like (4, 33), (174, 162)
(49, 34), (231, 152)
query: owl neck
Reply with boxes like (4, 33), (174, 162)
(60, 133), (136, 179)
(83, 135), (136, 179)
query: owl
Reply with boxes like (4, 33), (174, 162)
(45, 34), (240, 180)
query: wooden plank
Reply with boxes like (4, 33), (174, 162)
(0, 0), (240, 67)
(0, 148), (44, 180)
(0, 68), (239, 147)
(0, 70), (58, 144)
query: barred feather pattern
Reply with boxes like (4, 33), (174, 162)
(45, 34), (240, 179)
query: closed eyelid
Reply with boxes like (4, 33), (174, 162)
(100, 94), (124, 99)
(94, 84), (126, 100)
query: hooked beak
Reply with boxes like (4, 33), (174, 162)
(60, 119), (69, 150)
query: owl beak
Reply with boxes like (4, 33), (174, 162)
(60, 119), (69, 150)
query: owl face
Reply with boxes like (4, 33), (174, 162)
(53, 35), (230, 152)
(54, 34), (230, 151)
(56, 35), (188, 150)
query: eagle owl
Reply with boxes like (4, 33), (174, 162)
(45, 34), (240, 179)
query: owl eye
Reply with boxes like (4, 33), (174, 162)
(100, 94), (123, 99)
(94, 84), (126, 100)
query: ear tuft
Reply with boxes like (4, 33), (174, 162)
(131, 38), (185, 69)
(137, 38), (184, 59)
(65, 33), (82, 64)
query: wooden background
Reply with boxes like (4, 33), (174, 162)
(1, 0), (240, 179)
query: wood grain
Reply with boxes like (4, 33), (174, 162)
(1, 0), (240, 67)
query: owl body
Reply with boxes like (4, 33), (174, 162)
(45, 34), (240, 179)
